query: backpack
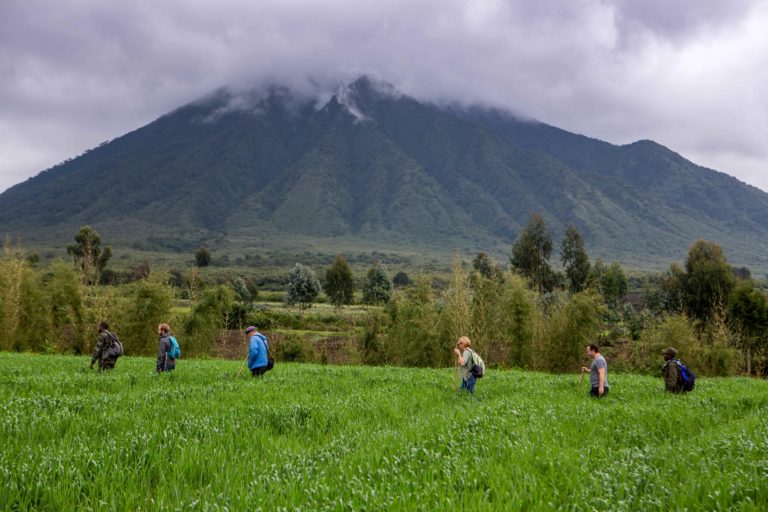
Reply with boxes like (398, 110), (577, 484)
(168, 336), (181, 359)
(468, 349), (485, 378)
(676, 360), (695, 392)
(105, 332), (123, 359)
(261, 334), (274, 372)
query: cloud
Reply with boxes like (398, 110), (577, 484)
(1, 0), (766, 192)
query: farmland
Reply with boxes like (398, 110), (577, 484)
(1, 353), (767, 511)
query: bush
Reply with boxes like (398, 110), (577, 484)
(385, 277), (446, 367)
(536, 291), (603, 373)
(44, 262), (85, 353)
(119, 273), (174, 356)
(360, 311), (387, 365)
(0, 250), (50, 352)
(183, 285), (235, 356)
(274, 333), (314, 363)
(628, 314), (696, 374)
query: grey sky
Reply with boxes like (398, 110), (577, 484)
(1, 0), (767, 193)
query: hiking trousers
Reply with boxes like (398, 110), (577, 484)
(461, 375), (477, 395)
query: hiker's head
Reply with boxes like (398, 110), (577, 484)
(457, 336), (471, 350)
(98, 321), (109, 332)
(663, 347), (677, 360)
(245, 325), (257, 336)
(158, 323), (170, 335)
(586, 343), (599, 358)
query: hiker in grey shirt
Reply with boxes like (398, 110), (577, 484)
(581, 343), (609, 398)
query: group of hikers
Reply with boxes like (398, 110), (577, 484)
(453, 337), (695, 397)
(89, 322), (275, 376)
(89, 322), (695, 395)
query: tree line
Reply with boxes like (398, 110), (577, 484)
(2, 218), (767, 377)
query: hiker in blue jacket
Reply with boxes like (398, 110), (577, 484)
(246, 325), (270, 377)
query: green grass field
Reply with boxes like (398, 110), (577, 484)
(2, 353), (767, 511)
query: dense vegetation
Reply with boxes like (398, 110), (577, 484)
(3, 77), (768, 269)
(3, 217), (768, 379)
(2, 354), (767, 511)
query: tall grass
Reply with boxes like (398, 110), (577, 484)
(1, 353), (766, 511)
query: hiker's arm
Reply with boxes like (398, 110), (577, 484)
(598, 367), (605, 395)
(91, 334), (105, 367)
(156, 338), (167, 372)
(247, 338), (258, 368)
(664, 364), (679, 392)
(454, 348), (465, 366)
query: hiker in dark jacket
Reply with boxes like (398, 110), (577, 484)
(662, 347), (686, 393)
(90, 321), (118, 371)
(157, 323), (176, 372)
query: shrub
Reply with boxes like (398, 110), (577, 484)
(119, 273), (174, 356)
(536, 291), (603, 373)
(184, 285), (235, 356)
(385, 277), (446, 367)
(275, 333), (314, 363)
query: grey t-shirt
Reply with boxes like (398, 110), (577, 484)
(590, 355), (609, 388)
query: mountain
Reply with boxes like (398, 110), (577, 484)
(1, 76), (767, 269)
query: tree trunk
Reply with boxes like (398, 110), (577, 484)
(746, 345), (751, 376)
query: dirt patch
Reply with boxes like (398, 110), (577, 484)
(213, 329), (358, 364)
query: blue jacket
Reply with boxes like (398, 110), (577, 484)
(248, 333), (269, 370)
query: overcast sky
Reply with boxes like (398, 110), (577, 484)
(1, 0), (767, 193)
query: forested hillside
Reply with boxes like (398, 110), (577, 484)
(2, 76), (767, 268)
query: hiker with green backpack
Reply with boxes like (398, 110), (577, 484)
(157, 323), (180, 372)
(454, 336), (485, 395)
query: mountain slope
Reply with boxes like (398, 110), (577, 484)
(1, 77), (767, 269)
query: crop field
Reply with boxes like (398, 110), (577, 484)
(1, 353), (767, 511)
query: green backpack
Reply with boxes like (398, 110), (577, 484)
(468, 349), (486, 378)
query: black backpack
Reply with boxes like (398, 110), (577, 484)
(468, 349), (485, 378)
(260, 334), (274, 372)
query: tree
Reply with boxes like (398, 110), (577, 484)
(325, 255), (355, 310)
(195, 246), (212, 267)
(593, 259), (628, 308)
(233, 277), (252, 303)
(393, 271), (411, 288)
(67, 225), (112, 284)
(121, 273), (173, 355)
(681, 240), (734, 323)
(473, 252), (493, 279)
(561, 225), (591, 294)
(285, 263), (320, 312)
(230, 277), (255, 327)
(732, 266), (752, 281)
(511, 214), (554, 292)
(727, 281), (768, 375)
(660, 241), (735, 324)
(362, 262), (392, 305)
(472, 252), (503, 282)
(45, 261), (85, 353)
(184, 284), (236, 355)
